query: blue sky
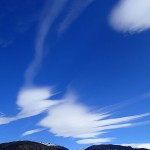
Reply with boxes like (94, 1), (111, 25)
(0, 0), (150, 149)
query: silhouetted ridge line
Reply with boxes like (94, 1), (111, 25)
(85, 144), (149, 150)
(0, 141), (149, 150)
(0, 141), (68, 150)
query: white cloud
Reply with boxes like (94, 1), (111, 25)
(5, 0), (95, 126)
(12, 0), (69, 121)
(77, 138), (112, 144)
(24, 0), (96, 84)
(74, 132), (104, 139)
(38, 93), (150, 144)
(16, 87), (61, 118)
(58, 0), (94, 35)
(39, 95), (108, 138)
(1, 90), (150, 144)
(22, 128), (45, 137)
(24, 0), (68, 85)
(94, 113), (150, 127)
(0, 87), (62, 124)
(109, 0), (150, 32)
(122, 143), (150, 149)
(1, 0), (150, 145)
(0, 117), (15, 125)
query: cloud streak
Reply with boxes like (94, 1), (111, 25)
(38, 93), (150, 144)
(1, 0), (150, 146)
(22, 128), (45, 137)
(0, 0), (96, 124)
(24, 0), (96, 85)
(16, 87), (61, 119)
(0, 0), (69, 124)
(24, 0), (68, 85)
(77, 138), (113, 144)
(58, 0), (94, 35)
(109, 0), (150, 32)
(0, 87), (61, 124)
(1, 91), (150, 144)
(0, 117), (15, 125)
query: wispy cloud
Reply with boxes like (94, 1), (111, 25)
(0, 87), (61, 125)
(16, 87), (61, 119)
(1, 0), (150, 146)
(38, 92), (150, 144)
(77, 138), (113, 144)
(0, 117), (15, 125)
(0, 0), (96, 124)
(109, 0), (150, 32)
(1, 90), (149, 144)
(13, 0), (69, 122)
(24, 0), (68, 85)
(58, 0), (94, 35)
(0, 0), (68, 123)
(22, 128), (45, 137)
(121, 143), (150, 149)
(24, 0), (95, 85)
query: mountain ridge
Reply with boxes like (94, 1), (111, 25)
(0, 141), (68, 150)
(0, 141), (149, 150)
(85, 144), (149, 150)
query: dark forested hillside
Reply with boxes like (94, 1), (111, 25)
(0, 141), (68, 150)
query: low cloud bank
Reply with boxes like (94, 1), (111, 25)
(122, 143), (150, 149)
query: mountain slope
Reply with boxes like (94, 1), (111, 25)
(0, 141), (149, 150)
(85, 144), (149, 150)
(0, 141), (68, 150)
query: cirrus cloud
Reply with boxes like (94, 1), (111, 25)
(38, 93), (150, 144)
(22, 128), (45, 137)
